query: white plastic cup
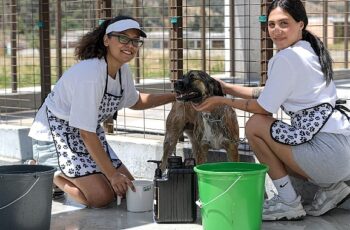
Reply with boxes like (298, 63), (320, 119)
(126, 179), (154, 212)
(117, 196), (121, 206)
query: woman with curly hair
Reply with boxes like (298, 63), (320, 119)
(29, 15), (175, 207)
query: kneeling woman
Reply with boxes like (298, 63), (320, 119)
(193, 0), (350, 221)
(29, 15), (175, 208)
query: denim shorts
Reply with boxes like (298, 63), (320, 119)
(32, 139), (122, 177)
(32, 140), (59, 170)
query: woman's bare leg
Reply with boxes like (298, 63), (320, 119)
(54, 173), (114, 207)
(54, 163), (133, 208)
(245, 114), (309, 180)
(246, 114), (309, 220)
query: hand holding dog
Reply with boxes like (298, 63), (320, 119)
(192, 96), (229, 112)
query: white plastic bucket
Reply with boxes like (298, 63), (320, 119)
(126, 179), (154, 212)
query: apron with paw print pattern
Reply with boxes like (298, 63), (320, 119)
(47, 67), (123, 178)
(270, 103), (334, 145)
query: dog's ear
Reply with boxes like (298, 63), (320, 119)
(187, 70), (198, 79)
(204, 72), (224, 96)
(213, 79), (224, 96)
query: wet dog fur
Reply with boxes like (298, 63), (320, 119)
(161, 70), (239, 170)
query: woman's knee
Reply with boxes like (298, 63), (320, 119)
(87, 196), (115, 208)
(85, 187), (115, 208)
(55, 174), (115, 208)
(245, 114), (264, 138)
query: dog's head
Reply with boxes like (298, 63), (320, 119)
(174, 70), (224, 103)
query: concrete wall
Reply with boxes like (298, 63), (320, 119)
(0, 125), (33, 161)
(107, 135), (184, 180)
(0, 90), (41, 113)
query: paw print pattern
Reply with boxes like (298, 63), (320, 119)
(97, 93), (121, 122)
(271, 103), (333, 145)
(46, 85), (123, 178)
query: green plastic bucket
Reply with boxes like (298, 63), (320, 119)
(0, 165), (56, 230)
(194, 162), (268, 230)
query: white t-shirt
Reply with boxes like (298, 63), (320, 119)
(258, 40), (350, 135)
(29, 58), (139, 141)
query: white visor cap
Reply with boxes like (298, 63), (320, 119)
(105, 19), (147, 38)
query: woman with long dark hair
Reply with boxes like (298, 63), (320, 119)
(193, 0), (350, 220)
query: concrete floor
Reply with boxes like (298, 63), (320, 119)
(51, 195), (350, 230)
(2, 159), (350, 229)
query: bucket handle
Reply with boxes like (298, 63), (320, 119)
(0, 176), (40, 210)
(195, 175), (242, 209)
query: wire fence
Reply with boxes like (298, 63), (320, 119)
(0, 0), (349, 141)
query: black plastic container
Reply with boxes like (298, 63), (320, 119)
(148, 156), (197, 223)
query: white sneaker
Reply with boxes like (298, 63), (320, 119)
(263, 193), (306, 221)
(305, 182), (350, 216)
(23, 159), (37, 165)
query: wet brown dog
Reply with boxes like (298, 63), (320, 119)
(161, 70), (239, 170)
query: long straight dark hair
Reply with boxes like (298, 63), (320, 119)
(267, 0), (333, 85)
(75, 15), (138, 60)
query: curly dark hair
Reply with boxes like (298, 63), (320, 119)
(268, 0), (333, 85)
(74, 15), (140, 60)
